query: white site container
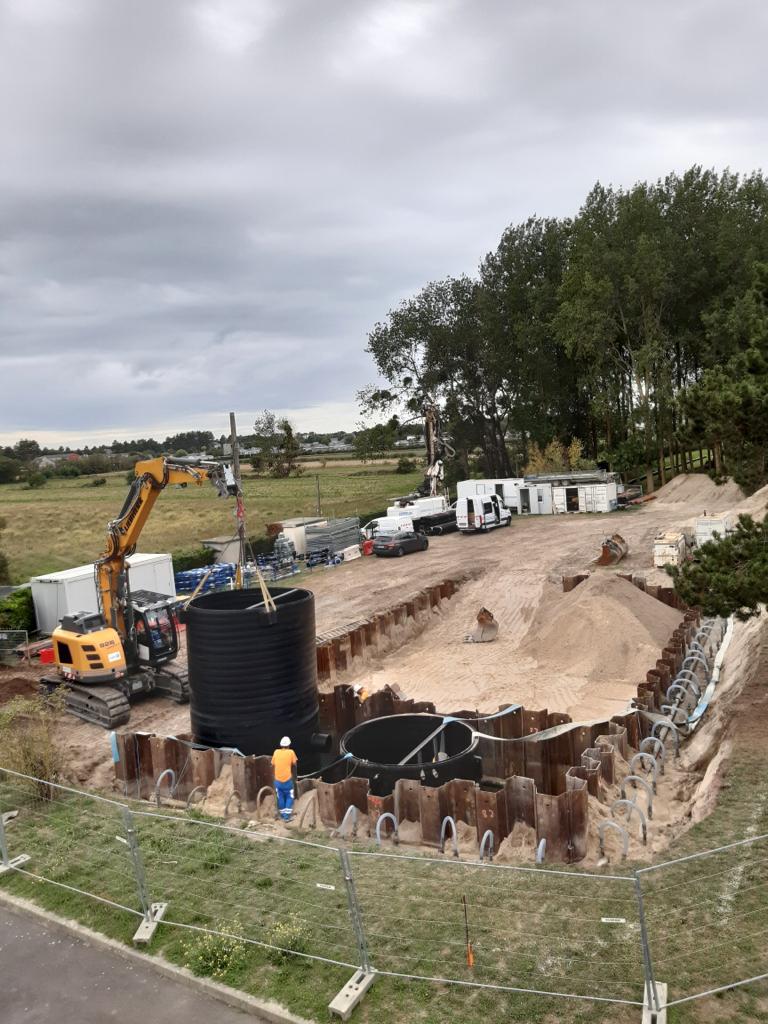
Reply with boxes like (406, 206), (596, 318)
(456, 478), (525, 513)
(695, 512), (735, 546)
(552, 482), (618, 513)
(653, 531), (688, 568)
(518, 483), (553, 514)
(31, 553), (176, 635)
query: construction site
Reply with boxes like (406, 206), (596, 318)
(1, 429), (768, 1024)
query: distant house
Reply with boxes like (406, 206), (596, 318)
(34, 453), (80, 469)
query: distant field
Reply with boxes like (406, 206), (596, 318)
(0, 460), (423, 582)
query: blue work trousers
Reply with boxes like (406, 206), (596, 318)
(274, 779), (295, 820)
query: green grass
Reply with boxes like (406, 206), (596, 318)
(0, 461), (422, 583)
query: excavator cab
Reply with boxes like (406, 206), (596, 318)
(131, 591), (179, 668)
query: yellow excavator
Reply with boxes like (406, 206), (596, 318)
(41, 456), (237, 728)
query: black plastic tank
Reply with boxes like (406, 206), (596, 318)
(185, 587), (323, 768)
(340, 713), (482, 796)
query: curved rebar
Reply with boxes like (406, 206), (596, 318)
(224, 791), (242, 818)
(620, 775), (654, 819)
(652, 718), (681, 757)
(256, 785), (277, 819)
(628, 752), (659, 792)
(660, 704), (691, 735)
(639, 736), (666, 770)
(440, 815), (459, 858)
(154, 768), (176, 807)
(375, 812), (399, 847)
(682, 652), (709, 675)
(671, 669), (702, 696)
(186, 785), (207, 809)
(611, 798), (647, 844)
(479, 829), (494, 863)
(667, 682), (698, 710)
(598, 820), (629, 861)
(333, 804), (359, 839)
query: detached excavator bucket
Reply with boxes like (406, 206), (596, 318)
(596, 533), (629, 566)
(464, 607), (499, 643)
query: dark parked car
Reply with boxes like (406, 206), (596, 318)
(372, 531), (429, 558)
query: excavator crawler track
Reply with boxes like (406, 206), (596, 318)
(41, 678), (131, 729)
(152, 667), (190, 704)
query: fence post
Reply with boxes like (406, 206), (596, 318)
(634, 872), (660, 1014)
(339, 848), (370, 972)
(329, 849), (376, 1020)
(0, 809), (30, 876)
(121, 807), (167, 944)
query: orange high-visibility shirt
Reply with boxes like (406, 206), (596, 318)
(272, 748), (297, 783)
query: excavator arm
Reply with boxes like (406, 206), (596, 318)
(96, 457), (235, 640)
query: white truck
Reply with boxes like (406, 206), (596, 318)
(455, 493), (512, 533)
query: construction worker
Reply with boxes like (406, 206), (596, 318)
(352, 683), (369, 703)
(271, 736), (298, 821)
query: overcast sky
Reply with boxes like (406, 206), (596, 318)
(1, 0), (766, 448)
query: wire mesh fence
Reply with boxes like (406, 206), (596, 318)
(348, 849), (646, 1005)
(638, 832), (768, 1008)
(2, 764), (768, 1015)
(0, 767), (143, 919)
(132, 808), (360, 968)
(0, 629), (29, 665)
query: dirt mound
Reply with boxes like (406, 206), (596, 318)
(524, 575), (681, 684)
(0, 674), (38, 705)
(730, 482), (768, 522)
(653, 474), (744, 510)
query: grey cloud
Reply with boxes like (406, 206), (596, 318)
(1, 0), (766, 444)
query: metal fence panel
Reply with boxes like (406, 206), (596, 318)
(348, 849), (646, 1006)
(132, 809), (360, 968)
(0, 629), (29, 665)
(0, 766), (143, 918)
(638, 833), (768, 1008)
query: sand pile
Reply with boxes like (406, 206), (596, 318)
(523, 575), (681, 684)
(730, 482), (768, 522)
(653, 474), (744, 510)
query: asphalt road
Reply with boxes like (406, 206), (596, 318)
(0, 903), (265, 1023)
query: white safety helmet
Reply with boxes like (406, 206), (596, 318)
(280, 736), (291, 747)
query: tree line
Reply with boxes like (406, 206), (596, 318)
(363, 167), (768, 493)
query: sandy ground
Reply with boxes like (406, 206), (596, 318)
(1, 473), (763, 791)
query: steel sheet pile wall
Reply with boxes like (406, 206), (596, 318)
(115, 574), (699, 862)
(315, 578), (461, 682)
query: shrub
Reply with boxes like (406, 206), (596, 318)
(25, 472), (47, 489)
(0, 692), (65, 785)
(396, 456), (417, 474)
(182, 919), (248, 980)
(88, 477), (107, 487)
(0, 588), (35, 631)
(171, 547), (214, 574)
(265, 913), (310, 963)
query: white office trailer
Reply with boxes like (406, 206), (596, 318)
(456, 471), (620, 515)
(30, 553), (176, 635)
(695, 512), (735, 546)
(455, 478), (525, 513)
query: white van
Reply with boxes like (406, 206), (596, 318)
(455, 494), (511, 533)
(361, 515), (414, 540)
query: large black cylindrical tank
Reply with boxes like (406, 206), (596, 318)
(185, 587), (320, 767)
(340, 713), (481, 796)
